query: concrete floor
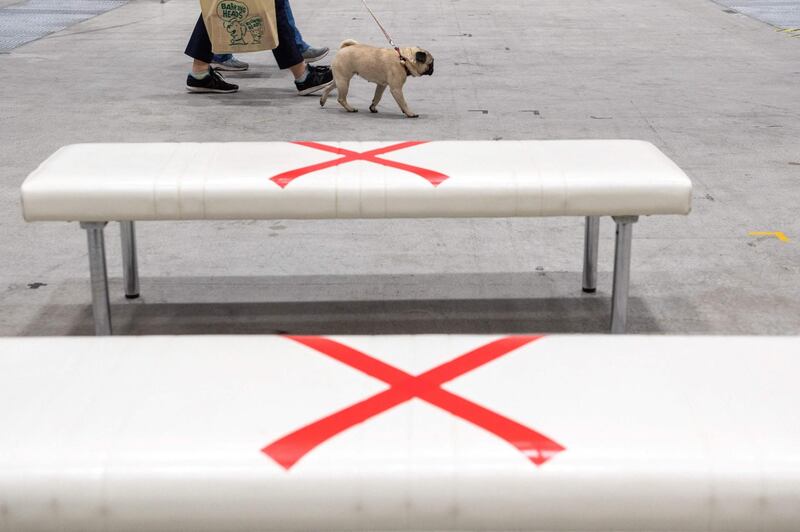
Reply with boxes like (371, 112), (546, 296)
(0, 0), (130, 52)
(1, 0), (798, 336)
(714, 0), (800, 27)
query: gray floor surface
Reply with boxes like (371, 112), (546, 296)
(1, 0), (798, 336)
(0, 0), (129, 52)
(714, 0), (800, 27)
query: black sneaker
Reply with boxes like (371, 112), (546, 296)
(295, 65), (333, 96)
(186, 68), (239, 94)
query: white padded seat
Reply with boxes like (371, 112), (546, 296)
(21, 140), (692, 221)
(0, 334), (797, 531)
(18, 140), (694, 335)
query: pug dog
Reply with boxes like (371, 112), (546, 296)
(320, 39), (434, 118)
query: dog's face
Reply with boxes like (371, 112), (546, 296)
(225, 20), (245, 42)
(413, 48), (434, 76)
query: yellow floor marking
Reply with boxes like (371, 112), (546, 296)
(749, 231), (790, 242)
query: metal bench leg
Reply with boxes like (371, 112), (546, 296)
(610, 216), (638, 334)
(582, 216), (600, 293)
(80, 222), (112, 336)
(120, 221), (140, 299)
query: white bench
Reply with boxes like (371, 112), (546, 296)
(1, 334), (798, 531)
(20, 141), (692, 335)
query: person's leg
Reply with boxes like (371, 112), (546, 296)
(283, 0), (309, 52)
(185, 15), (239, 93)
(271, 0), (333, 94)
(185, 14), (214, 69)
(283, 0), (329, 62)
(184, 15), (247, 73)
(271, 0), (305, 72)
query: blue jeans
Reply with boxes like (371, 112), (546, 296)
(212, 0), (307, 62)
(282, 0), (309, 53)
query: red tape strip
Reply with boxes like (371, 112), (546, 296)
(270, 141), (449, 188)
(263, 336), (565, 470)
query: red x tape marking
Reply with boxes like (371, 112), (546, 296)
(263, 336), (565, 470)
(270, 141), (449, 188)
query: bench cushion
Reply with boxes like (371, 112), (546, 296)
(0, 334), (797, 531)
(21, 140), (692, 221)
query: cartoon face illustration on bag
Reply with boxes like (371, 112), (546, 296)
(224, 20), (247, 44)
(217, 0), (249, 45)
(244, 16), (264, 44)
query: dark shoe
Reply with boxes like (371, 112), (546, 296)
(186, 68), (239, 94)
(295, 65), (333, 95)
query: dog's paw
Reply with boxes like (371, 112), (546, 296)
(406, 113), (419, 118)
(347, 108), (359, 113)
(369, 106), (378, 113)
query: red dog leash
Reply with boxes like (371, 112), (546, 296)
(360, 0), (408, 64)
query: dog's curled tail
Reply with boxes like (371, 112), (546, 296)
(339, 39), (359, 48)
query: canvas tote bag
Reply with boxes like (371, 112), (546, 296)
(200, 0), (279, 54)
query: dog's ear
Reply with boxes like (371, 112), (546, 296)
(415, 51), (428, 63)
